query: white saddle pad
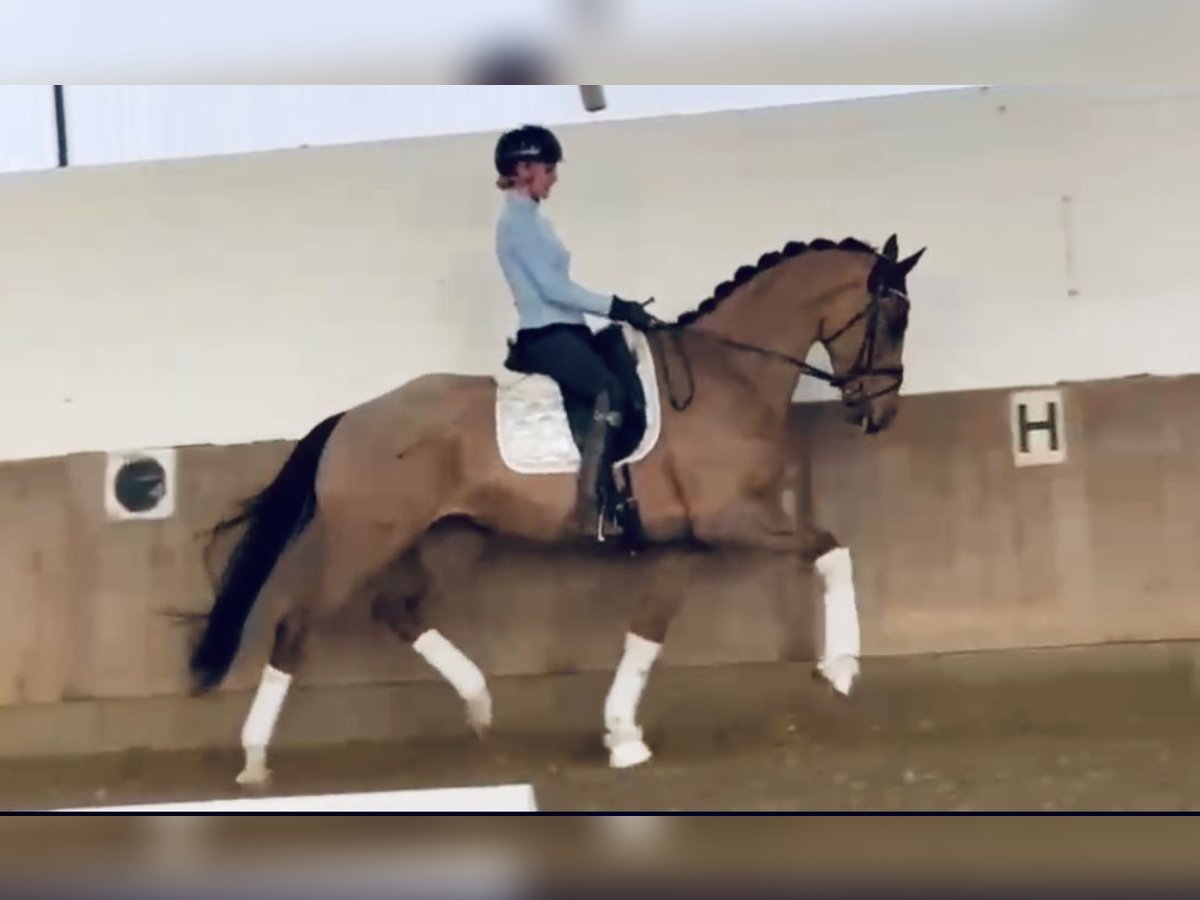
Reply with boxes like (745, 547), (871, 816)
(495, 326), (663, 475)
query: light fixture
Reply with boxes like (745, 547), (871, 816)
(579, 85), (607, 112)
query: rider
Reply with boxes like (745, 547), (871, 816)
(493, 123), (655, 534)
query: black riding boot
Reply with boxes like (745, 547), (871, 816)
(575, 391), (622, 535)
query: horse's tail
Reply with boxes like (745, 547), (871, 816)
(188, 412), (345, 694)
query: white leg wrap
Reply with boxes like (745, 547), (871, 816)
(413, 629), (492, 733)
(815, 547), (861, 696)
(604, 633), (661, 768)
(413, 629), (486, 699)
(241, 664), (292, 749)
(237, 664), (291, 786)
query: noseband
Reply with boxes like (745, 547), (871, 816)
(653, 285), (908, 413)
(814, 285), (907, 402)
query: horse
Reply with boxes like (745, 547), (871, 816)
(188, 233), (924, 787)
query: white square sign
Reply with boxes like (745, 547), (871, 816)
(1010, 389), (1067, 467)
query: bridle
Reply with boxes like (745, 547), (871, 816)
(650, 283), (909, 413)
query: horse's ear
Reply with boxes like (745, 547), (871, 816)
(882, 234), (899, 261)
(897, 247), (926, 277)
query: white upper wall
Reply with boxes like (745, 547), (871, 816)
(2, 85), (1199, 461)
(4, 85), (964, 173)
(0, 86), (57, 173)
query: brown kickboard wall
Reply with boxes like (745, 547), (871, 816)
(0, 373), (1196, 724)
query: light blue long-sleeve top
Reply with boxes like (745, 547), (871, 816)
(495, 190), (613, 331)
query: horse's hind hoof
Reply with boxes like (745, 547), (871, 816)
(235, 765), (271, 791)
(608, 739), (653, 769)
(466, 691), (493, 737)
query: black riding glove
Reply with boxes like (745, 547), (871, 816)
(609, 296), (657, 331)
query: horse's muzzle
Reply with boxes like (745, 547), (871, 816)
(846, 403), (888, 435)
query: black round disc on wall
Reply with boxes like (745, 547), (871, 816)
(113, 456), (167, 514)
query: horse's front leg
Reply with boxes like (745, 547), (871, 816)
(694, 500), (861, 697)
(811, 542), (860, 697)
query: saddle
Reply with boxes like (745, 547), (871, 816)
(502, 324), (653, 551)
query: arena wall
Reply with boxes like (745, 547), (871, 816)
(2, 85), (1200, 756)
(1, 372), (1198, 756)
(3, 85), (1199, 462)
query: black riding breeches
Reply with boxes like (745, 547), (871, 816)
(513, 324), (627, 448)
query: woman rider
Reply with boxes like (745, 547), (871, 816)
(493, 124), (656, 535)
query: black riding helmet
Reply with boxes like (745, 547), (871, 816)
(494, 124), (563, 177)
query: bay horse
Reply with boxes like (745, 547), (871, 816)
(188, 233), (924, 786)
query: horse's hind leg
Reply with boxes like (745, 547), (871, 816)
(233, 509), (411, 789)
(603, 549), (695, 769)
(372, 525), (493, 736)
(236, 613), (309, 788)
(374, 592), (493, 737)
(222, 514), (327, 790)
(604, 632), (661, 769)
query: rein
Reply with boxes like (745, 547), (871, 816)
(649, 286), (907, 413)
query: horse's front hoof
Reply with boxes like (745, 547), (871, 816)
(817, 656), (859, 697)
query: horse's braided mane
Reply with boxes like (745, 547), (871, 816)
(669, 236), (878, 328)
